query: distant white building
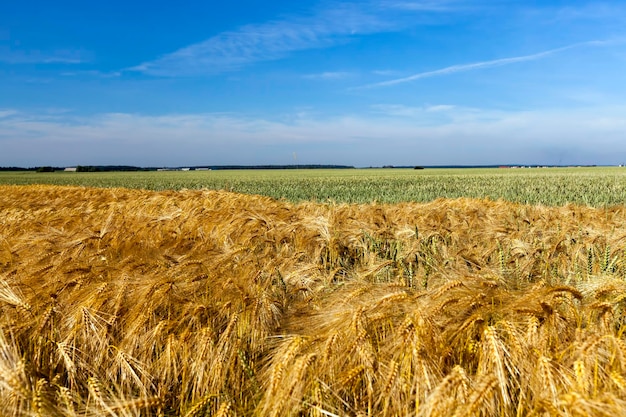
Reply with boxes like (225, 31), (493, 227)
(64, 167), (77, 172)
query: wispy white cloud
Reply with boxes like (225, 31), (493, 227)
(128, 1), (464, 77)
(303, 71), (353, 80)
(371, 69), (402, 76)
(553, 2), (626, 22)
(370, 103), (509, 125)
(129, 3), (391, 77)
(0, 48), (87, 64)
(379, 0), (464, 12)
(360, 39), (622, 88)
(426, 104), (456, 112)
(0, 110), (18, 118)
(60, 70), (122, 78)
(371, 103), (457, 117)
(2, 105), (626, 167)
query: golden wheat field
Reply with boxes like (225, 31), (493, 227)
(2, 185), (626, 416)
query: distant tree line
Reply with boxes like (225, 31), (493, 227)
(0, 166), (144, 172)
(0, 167), (32, 171)
(75, 165), (147, 172)
(2, 164), (357, 172)
(203, 165), (355, 170)
(75, 165), (355, 171)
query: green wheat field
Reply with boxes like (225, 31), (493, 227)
(1, 166), (626, 206)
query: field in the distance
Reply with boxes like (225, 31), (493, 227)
(1, 166), (626, 206)
(2, 184), (626, 416)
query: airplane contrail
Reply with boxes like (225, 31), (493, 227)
(360, 39), (619, 89)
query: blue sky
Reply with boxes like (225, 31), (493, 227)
(1, 0), (626, 167)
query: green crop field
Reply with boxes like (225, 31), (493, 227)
(1, 167), (625, 206)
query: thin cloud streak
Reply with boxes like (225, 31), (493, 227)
(303, 71), (353, 80)
(380, 0), (464, 12)
(0, 48), (87, 64)
(130, 4), (390, 76)
(128, 1), (462, 77)
(360, 39), (620, 88)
